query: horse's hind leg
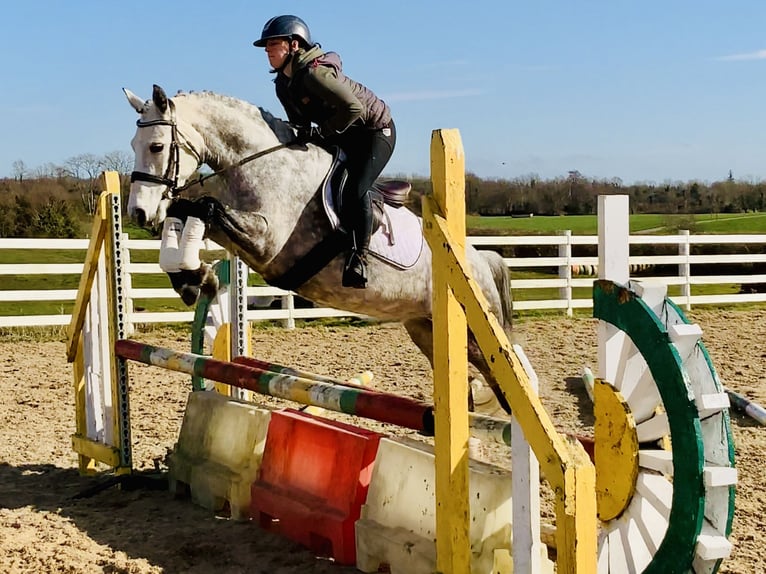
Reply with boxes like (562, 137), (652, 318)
(403, 317), (484, 411)
(468, 333), (512, 416)
(402, 317), (435, 367)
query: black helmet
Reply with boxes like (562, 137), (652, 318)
(253, 15), (312, 48)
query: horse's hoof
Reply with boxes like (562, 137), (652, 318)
(200, 274), (219, 298)
(470, 378), (496, 406)
(179, 285), (200, 306)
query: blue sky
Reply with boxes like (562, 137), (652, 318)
(2, 1), (766, 184)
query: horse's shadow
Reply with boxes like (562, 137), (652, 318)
(0, 462), (358, 573)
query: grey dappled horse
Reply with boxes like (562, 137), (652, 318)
(124, 85), (514, 413)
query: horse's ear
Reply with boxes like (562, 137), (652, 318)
(152, 84), (169, 114)
(123, 88), (147, 114)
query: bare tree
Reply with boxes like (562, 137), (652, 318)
(11, 160), (27, 182)
(102, 150), (133, 174)
(64, 153), (104, 180)
(32, 162), (61, 179)
(65, 154), (105, 215)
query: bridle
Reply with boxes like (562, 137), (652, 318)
(130, 99), (203, 200)
(130, 98), (297, 200)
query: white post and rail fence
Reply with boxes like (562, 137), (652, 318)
(1, 220), (765, 329)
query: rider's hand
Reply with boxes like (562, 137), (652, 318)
(296, 125), (322, 144)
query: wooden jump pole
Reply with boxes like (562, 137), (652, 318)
(115, 339), (520, 446)
(117, 339), (431, 430)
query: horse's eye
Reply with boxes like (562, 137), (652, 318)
(149, 143), (164, 153)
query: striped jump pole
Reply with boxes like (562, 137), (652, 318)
(116, 339), (431, 432)
(232, 356), (377, 394)
(115, 339), (516, 445)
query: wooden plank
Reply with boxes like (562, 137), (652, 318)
(511, 345), (543, 573)
(695, 522), (733, 560)
(426, 128), (471, 574)
(594, 379), (639, 522)
(635, 472), (672, 520)
(697, 393), (730, 418)
(125, 262), (164, 273)
(0, 315), (71, 327)
(703, 466), (738, 488)
(0, 263), (84, 274)
(71, 336), (96, 473)
(668, 322), (703, 361)
(555, 441), (598, 574)
(597, 195), (630, 423)
(0, 290), (78, 302)
(636, 412), (670, 443)
(71, 434), (121, 468)
(66, 189), (110, 361)
(0, 238), (90, 249)
(639, 449), (674, 475)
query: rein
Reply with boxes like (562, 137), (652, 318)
(131, 98), (297, 200)
(173, 141), (293, 196)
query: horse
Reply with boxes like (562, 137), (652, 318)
(123, 84), (514, 414)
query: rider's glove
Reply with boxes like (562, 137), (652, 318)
(296, 125), (322, 144)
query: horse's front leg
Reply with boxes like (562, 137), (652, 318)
(159, 199), (219, 306)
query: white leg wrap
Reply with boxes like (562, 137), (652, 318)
(179, 216), (205, 270)
(159, 217), (184, 273)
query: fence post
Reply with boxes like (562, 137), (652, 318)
(426, 128), (472, 574)
(511, 345), (543, 573)
(559, 230), (573, 317)
(282, 292), (295, 329)
(229, 255), (250, 400)
(597, 195), (630, 384)
(679, 229), (691, 311)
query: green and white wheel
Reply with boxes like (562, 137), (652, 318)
(593, 280), (736, 574)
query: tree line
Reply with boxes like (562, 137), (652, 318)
(402, 169), (766, 217)
(1, 153), (132, 238)
(1, 152), (765, 238)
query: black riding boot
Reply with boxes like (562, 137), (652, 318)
(342, 192), (373, 289)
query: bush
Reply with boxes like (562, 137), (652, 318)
(0, 195), (81, 238)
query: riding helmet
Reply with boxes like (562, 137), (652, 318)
(253, 15), (313, 48)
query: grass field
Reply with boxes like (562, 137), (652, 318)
(1, 212), (763, 319)
(467, 211), (766, 234)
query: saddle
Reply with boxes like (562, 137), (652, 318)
(263, 146), (424, 290)
(319, 145), (411, 235)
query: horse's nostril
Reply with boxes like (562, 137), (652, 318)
(135, 209), (147, 227)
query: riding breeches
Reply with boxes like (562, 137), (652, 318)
(332, 120), (397, 247)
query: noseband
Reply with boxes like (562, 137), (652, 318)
(130, 99), (202, 200)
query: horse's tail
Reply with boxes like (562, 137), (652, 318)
(480, 250), (514, 336)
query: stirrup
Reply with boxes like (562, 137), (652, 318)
(342, 250), (367, 289)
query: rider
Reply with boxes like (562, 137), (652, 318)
(254, 14), (396, 289)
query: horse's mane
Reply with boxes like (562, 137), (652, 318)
(174, 90), (295, 141)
